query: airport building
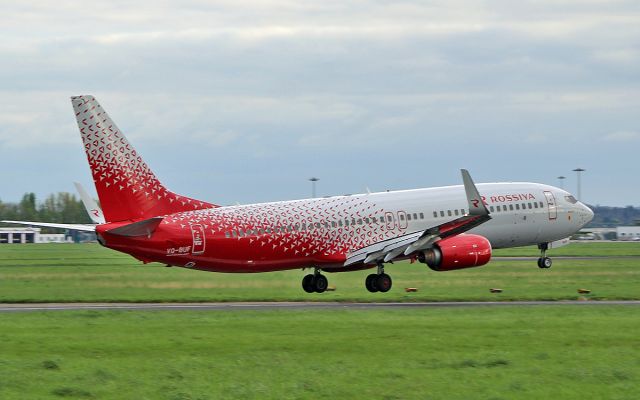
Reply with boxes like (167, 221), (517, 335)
(616, 226), (640, 241)
(0, 228), (71, 244)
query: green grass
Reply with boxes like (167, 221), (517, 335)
(1, 243), (640, 302)
(0, 306), (637, 399)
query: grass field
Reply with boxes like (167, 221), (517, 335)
(0, 306), (637, 400)
(1, 242), (639, 302)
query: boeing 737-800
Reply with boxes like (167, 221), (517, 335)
(4, 96), (594, 293)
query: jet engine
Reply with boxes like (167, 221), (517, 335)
(418, 234), (492, 271)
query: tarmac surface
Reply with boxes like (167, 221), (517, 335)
(0, 301), (638, 312)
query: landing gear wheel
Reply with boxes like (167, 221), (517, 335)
(376, 273), (392, 293)
(365, 274), (379, 293)
(537, 257), (552, 269)
(302, 274), (316, 293)
(313, 274), (329, 293)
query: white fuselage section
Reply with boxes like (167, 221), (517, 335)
(353, 182), (592, 249)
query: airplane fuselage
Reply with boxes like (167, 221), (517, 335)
(97, 182), (593, 273)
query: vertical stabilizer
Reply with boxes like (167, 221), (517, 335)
(71, 95), (215, 222)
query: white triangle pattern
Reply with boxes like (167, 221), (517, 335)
(165, 195), (401, 258)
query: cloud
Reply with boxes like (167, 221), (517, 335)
(602, 131), (640, 142)
(0, 1), (639, 205)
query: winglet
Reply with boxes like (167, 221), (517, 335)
(461, 169), (489, 216)
(74, 182), (105, 224)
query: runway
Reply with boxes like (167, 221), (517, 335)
(0, 300), (638, 312)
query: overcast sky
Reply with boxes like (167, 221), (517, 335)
(1, 1), (639, 206)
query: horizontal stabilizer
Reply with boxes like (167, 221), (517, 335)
(106, 217), (163, 237)
(1, 220), (96, 232)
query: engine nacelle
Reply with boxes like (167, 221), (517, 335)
(420, 234), (492, 271)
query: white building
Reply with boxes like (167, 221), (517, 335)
(0, 227), (71, 244)
(617, 226), (640, 241)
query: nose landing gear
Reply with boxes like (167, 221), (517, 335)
(537, 243), (552, 269)
(365, 263), (392, 293)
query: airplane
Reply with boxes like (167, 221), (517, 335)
(3, 95), (594, 293)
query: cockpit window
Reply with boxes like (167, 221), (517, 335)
(565, 195), (578, 204)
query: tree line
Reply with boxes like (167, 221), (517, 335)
(0, 193), (92, 228)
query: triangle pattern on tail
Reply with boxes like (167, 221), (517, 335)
(71, 95), (216, 222)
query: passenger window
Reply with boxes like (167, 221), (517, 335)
(420, 213), (424, 219)
(338, 220), (343, 227)
(225, 232), (231, 238)
(540, 202), (544, 207)
(407, 214), (412, 221)
(331, 221), (336, 228)
(316, 222), (322, 229)
(352, 218), (356, 225)
(533, 202), (538, 208)
(433, 211), (438, 218)
(259, 229), (265, 235)
(399, 214), (405, 221)
(490, 206), (494, 212)
(232, 230), (238, 238)
(509, 205), (514, 211)
(345, 219), (349, 226)
(440, 211), (445, 217)
(528, 203), (532, 209)
(447, 210), (452, 216)
(454, 209), (459, 216)
(503, 205), (508, 211)
(515, 204), (520, 210)
(364, 218), (370, 224)
(387, 215), (392, 222)
(357, 219), (362, 225)
(460, 209), (465, 215)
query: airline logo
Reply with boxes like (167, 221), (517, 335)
(191, 224), (206, 255)
(481, 193), (537, 204)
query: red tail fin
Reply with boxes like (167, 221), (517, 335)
(71, 95), (215, 222)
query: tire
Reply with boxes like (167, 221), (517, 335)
(302, 274), (316, 293)
(365, 274), (379, 292)
(542, 257), (552, 269)
(314, 274), (328, 293)
(537, 258), (544, 269)
(376, 273), (392, 293)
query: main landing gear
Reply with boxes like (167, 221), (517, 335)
(537, 243), (552, 269)
(302, 268), (329, 293)
(365, 263), (392, 293)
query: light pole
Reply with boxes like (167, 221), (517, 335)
(309, 177), (319, 198)
(572, 168), (585, 201)
(557, 176), (566, 189)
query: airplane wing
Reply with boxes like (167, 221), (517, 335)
(344, 169), (491, 266)
(1, 220), (97, 232)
